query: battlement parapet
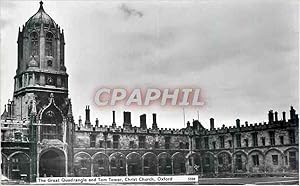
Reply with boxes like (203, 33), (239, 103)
(74, 122), (193, 136)
(74, 107), (298, 137)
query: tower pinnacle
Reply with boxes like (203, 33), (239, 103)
(39, 1), (44, 11)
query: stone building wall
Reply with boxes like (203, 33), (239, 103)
(71, 107), (299, 177)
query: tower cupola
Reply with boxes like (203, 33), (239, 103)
(25, 1), (57, 30)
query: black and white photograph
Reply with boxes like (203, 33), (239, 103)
(0, 0), (299, 185)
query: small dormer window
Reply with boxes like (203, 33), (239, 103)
(47, 60), (52, 67)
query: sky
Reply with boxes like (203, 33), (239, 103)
(0, 0), (299, 129)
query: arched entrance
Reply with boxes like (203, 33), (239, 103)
(39, 149), (66, 177)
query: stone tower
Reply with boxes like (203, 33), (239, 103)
(13, 1), (68, 121)
(10, 1), (74, 178)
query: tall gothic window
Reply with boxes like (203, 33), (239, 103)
(252, 132), (258, 147)
(45, 32), (53, 56)
(31, 32), (38, 56)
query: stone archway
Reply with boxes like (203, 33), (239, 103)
(1, 153), (8, 179)
(8, 152), (30, 182)
(248, 149), (264, 173)
(158, 152), (172, 175)
(126, 152), (142, 176)
(92, 153), (109, 176)
(187, 153), (201, 175)
(74, 152), (92, 177)
(265, 148), (283, 173)
(217, 151), (232, 174)
(143, 152), (157, 175)
(233, 151), (247, 173)
(39, 149), (66, 177)
(109, 152), (126, 176)
(284, 147), (298, 172)
(202, 152), (215, 176)
(172, 152), (186, 175)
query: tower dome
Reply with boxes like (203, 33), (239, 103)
(16, 0), (66, 75)
(25, 1), (56, 29)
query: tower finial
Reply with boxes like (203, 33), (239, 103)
(39, 1), (44, 11)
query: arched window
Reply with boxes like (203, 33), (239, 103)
(111, 158), (116, 167)
(45, 32), (53, 56)
(30, 32), (39, 56)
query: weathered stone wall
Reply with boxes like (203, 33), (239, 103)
(71, 113), (298, 177)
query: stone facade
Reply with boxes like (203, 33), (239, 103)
(0, 1), (299, 183)
(1, 2), (73, 182)
(71, 108), (299, 177)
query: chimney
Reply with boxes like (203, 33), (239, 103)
(10, 100), (14, 118)
(290, 106), (296, 120)
(140, 114), (147, 129)
(236, 119), (240, 128)
(123, 111), (132, 128)
(85, 106), (91, 127)
(274, 111), (278, 122)
(95, 118), (99, 127)
(79, 116), (82, 126)
(210, 118), (214, 130)
(268, 110), (274, 123)
(283, 112), (286, 121)
(187, 121), (190, 128)
(7, 101), (11, 118)
(152, 113), (158, 129)
(112, 110), (116, 128)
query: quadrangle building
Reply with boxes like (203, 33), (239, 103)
(1, 1), (299, 182)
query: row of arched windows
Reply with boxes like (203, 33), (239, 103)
(30, 32), (54, 56)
